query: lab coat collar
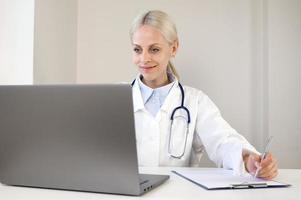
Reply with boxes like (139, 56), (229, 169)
(132, 74), (145, 112)
(137, 75), (154, 104)
(160, 79), (181, 113)
(138, 75), (175, 105)
(132, 74), (181, 113)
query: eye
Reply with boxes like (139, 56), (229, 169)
(133, 47), (141, 54)
(150, 48), (160, 53)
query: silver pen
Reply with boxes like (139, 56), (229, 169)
(254, 136), (274, 178)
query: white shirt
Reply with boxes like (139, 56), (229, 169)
(132, 75), (259, 175)
(137, 75), (175, 117)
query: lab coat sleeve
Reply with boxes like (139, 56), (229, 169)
(195, 92), (259, 175)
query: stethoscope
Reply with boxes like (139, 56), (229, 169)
(131, 78), (191, 159)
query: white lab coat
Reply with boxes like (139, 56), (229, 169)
(132, 77), (259, 174)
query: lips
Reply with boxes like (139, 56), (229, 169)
(140, 65), (156, 69)
(139, 65), (157, 73)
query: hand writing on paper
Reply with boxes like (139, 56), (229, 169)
(243, 152), (278, 180)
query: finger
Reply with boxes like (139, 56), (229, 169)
(266, 170), (278, 180)
(260, 153), (276, 168)
(245, 154), (260, 173)
(261, 169), (278, 180)
(261, 153), (272, 164)
(250, 154), (262, 167)
(253, 161), (261, 174)
(251, 154), (261, 163)
(259, 161), (278, 178)
(269, 169), (279, 179)
(258, 162), (277, 177)
(259, 168), (277, 179)
(259, 158), (277, 174)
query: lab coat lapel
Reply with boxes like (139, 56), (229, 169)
(160, 80), (182, 114)
(132, 77), (144, 112)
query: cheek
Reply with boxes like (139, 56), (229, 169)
(157, 53), (170, 66)
(132, 54), (139, 65)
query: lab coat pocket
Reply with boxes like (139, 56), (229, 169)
(189, 133), (205, 167)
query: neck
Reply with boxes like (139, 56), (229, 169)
(142, 74), (169, 89)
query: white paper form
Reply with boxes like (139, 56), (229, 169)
(172, 168), (290, 190)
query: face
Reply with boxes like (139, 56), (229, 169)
(132, 25), (178, 87)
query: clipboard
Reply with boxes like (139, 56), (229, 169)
(172, 168), (291, 190)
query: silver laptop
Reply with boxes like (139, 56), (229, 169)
(0, 84), (169, 196)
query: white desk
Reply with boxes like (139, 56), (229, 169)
(0, 167), (299, 200)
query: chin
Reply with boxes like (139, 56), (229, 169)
(141, 74), (153, 81)
(143, 74), (160, 82)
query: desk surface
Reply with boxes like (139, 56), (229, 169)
(0, 167), (300, 200)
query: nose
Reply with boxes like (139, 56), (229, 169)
(140, 51), (151, 63)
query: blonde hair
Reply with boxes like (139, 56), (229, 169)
(130, 10), (179, 79)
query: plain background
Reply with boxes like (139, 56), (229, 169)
(0, 0), (34, 84)
(1, 0), (300, 168)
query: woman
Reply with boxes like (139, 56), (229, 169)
(129, 10), (278, 180)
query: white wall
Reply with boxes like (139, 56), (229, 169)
(77, 0), (136, 83)
(33, 0), (77, 84)
(0, 0), (34, 85)
(268, 0), (301, 168)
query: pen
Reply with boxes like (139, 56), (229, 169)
(254, 136), (274, 178)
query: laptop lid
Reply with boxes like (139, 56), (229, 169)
(0, 84), (167, 195)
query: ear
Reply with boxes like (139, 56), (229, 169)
(171, 40), (179, 57)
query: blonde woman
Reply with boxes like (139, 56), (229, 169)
(130, 10), (278, 180)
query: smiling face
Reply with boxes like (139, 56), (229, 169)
(132, 25), (178, 88)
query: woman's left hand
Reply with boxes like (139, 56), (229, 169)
(243, 151), (278, 180)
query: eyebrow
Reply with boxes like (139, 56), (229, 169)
(133, 43), (161, 47)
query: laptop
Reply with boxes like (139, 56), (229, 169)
(0, 84), (169, 196)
